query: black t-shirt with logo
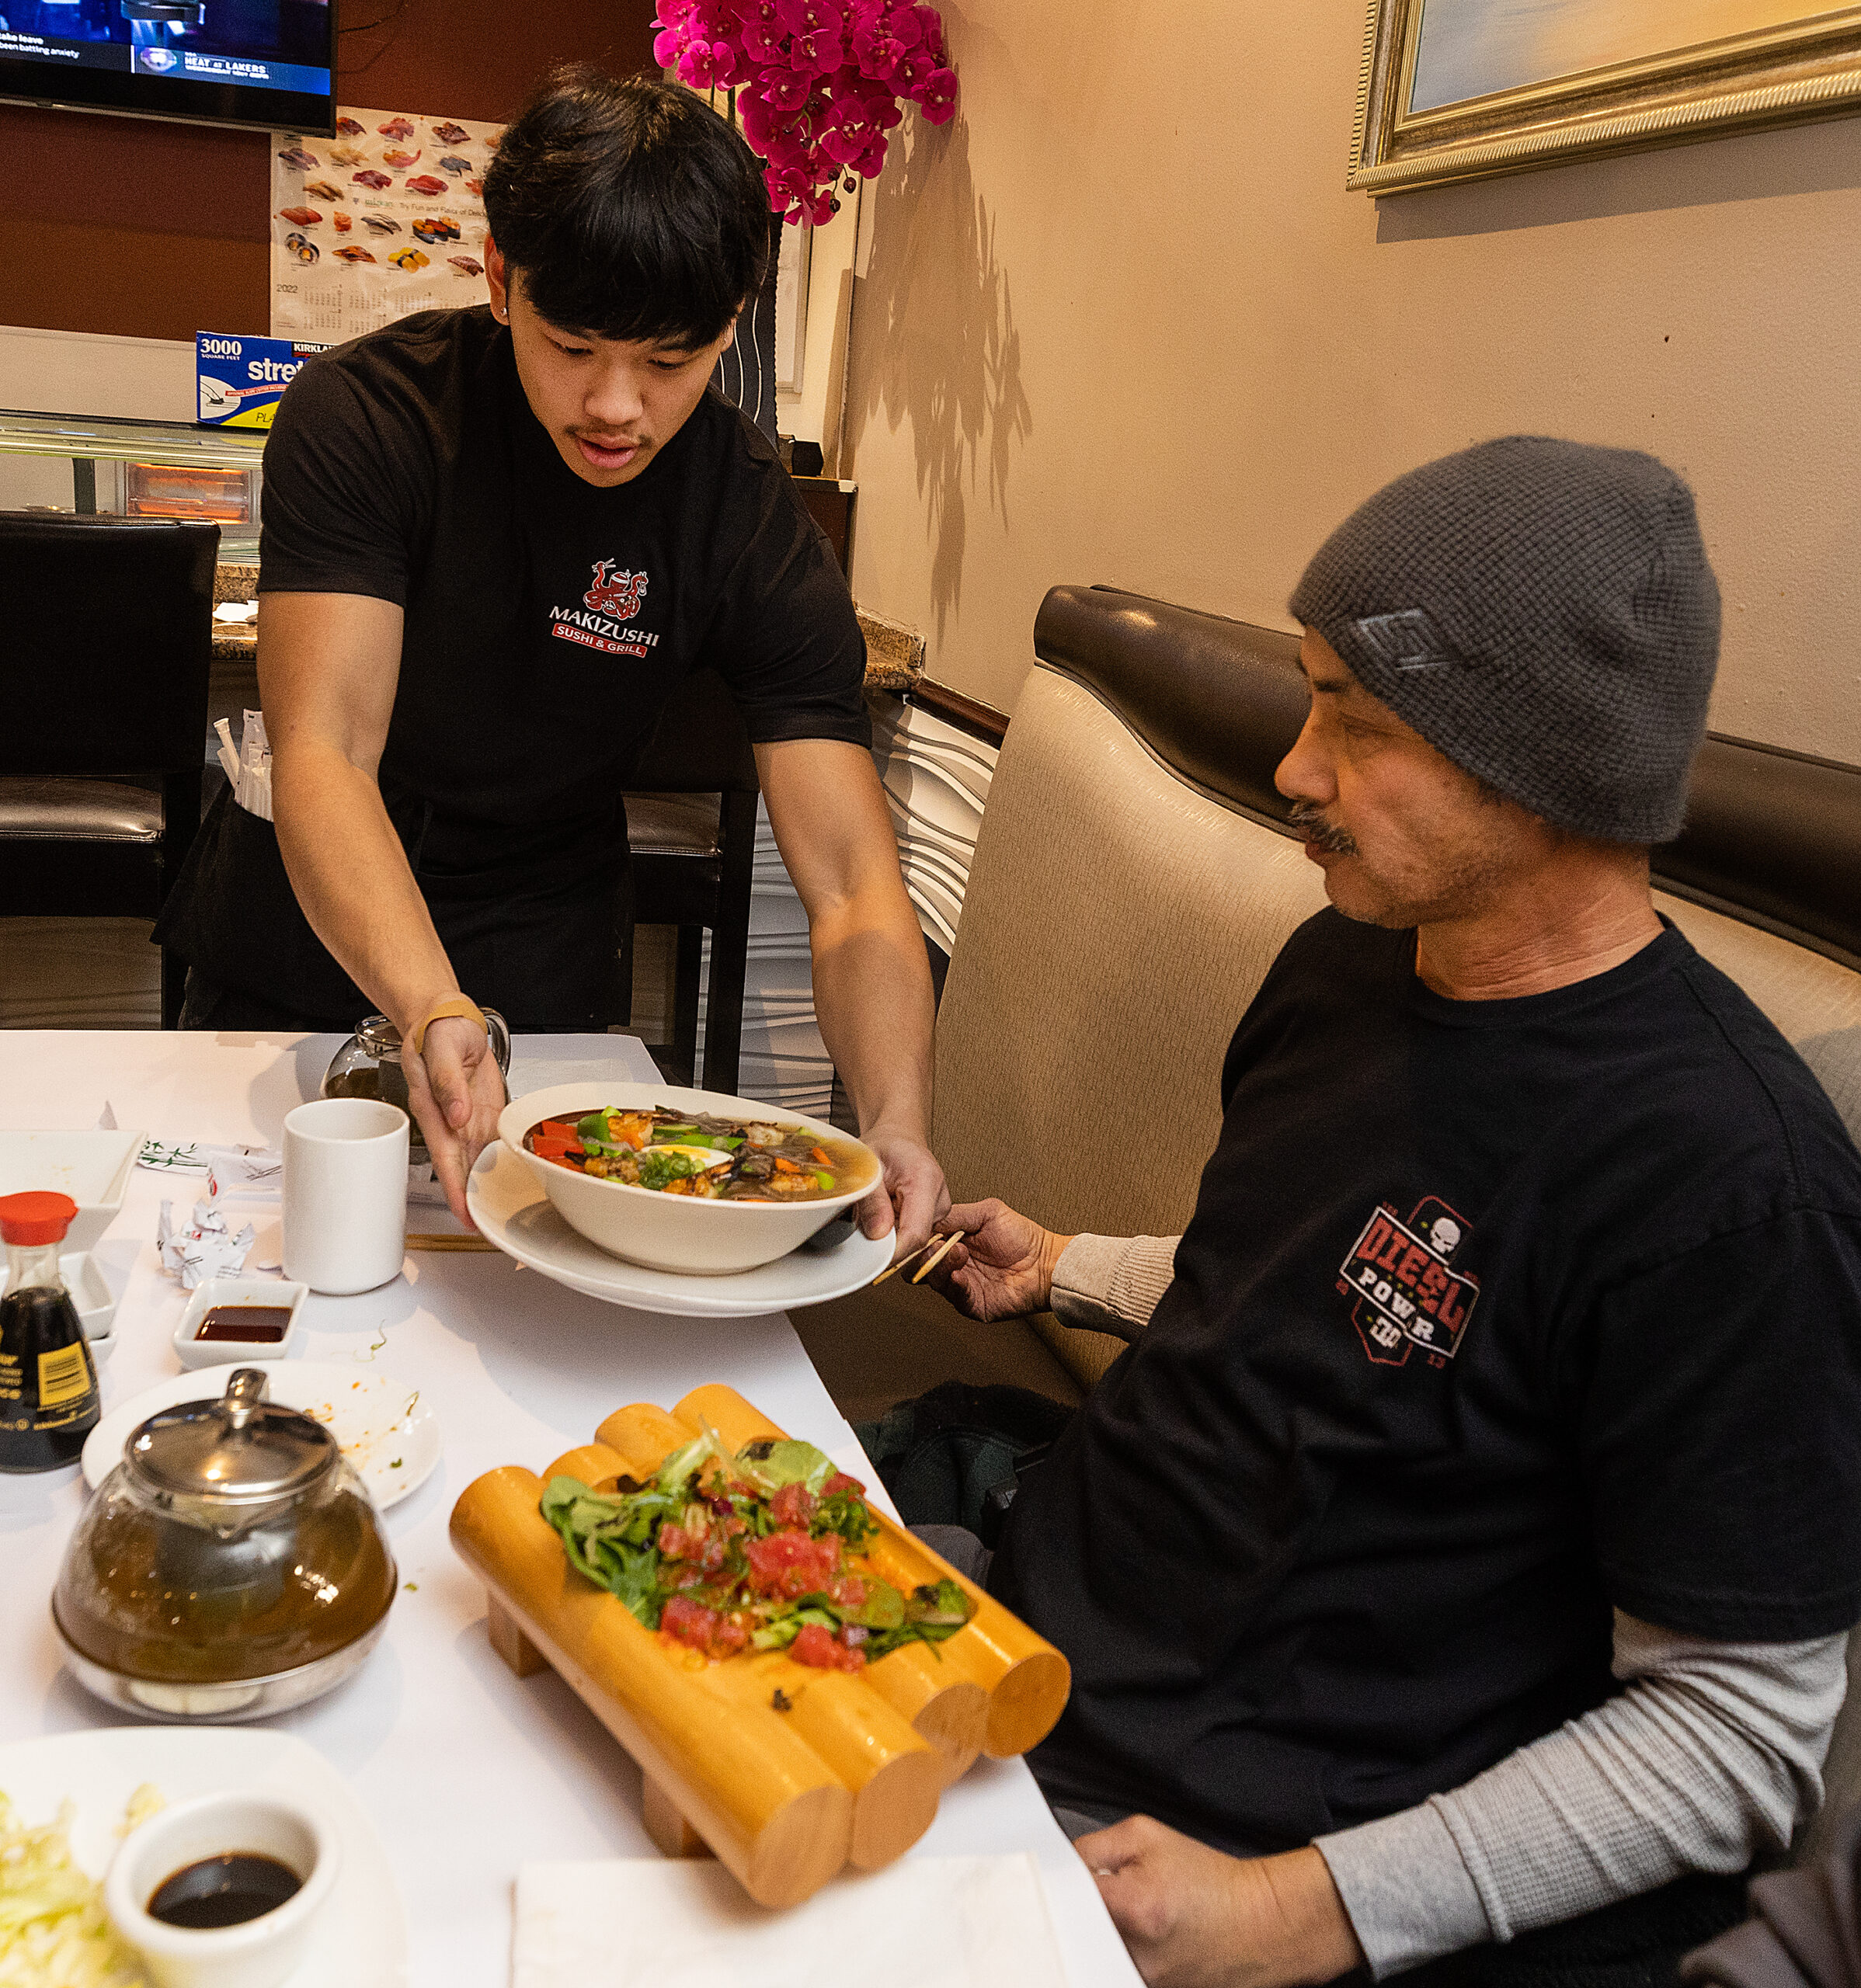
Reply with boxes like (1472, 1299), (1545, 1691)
(160, 305), (868, 1026)
(990, 912), (1861, 1854)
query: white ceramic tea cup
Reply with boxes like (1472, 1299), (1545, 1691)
(104, 1789), (340, 1988)
(281, 1097), (408, 1295)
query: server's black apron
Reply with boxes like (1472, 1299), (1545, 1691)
(155, 782), (631, 1031)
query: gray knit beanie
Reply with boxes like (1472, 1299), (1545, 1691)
(1288, 436), (1720, 843)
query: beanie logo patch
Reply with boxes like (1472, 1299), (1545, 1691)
(1354, 607), (1453, 673)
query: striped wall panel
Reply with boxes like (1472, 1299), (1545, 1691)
(704, 696), (1003, 1110)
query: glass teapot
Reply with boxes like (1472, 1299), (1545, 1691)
(323, 1010), (511, 1164)
(52, 1368), (397, 1721)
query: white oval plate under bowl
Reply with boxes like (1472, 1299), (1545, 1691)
(82, 1361), (439, 1508)
(0, 1726), (405, 1988)
(466, 1139), (892, 1318)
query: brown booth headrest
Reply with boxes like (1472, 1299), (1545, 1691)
(1031, 583), (1861, 973)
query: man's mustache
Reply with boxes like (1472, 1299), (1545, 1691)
(1287, 803), (1358, 856)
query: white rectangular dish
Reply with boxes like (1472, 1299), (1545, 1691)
(0, 1128), (144, 1253)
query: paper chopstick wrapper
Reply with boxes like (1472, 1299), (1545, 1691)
(217, 707), (273, 822)
(144, 1138), (440, 1205)
(141, 1139), (283, 1193)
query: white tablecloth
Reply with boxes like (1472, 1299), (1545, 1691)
(0, 1030), (1139, 1988)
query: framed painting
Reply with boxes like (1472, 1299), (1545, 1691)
(1349, 0), (1861, 193)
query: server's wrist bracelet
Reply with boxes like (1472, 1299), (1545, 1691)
(408, 996), (488, 1058)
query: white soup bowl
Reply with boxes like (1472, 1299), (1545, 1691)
(499, 1082), (879, 1276)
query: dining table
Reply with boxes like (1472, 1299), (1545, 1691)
(0, 1027), (1142, 1988)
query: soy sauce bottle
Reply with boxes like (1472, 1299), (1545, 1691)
(0, 1191), (100, 1472)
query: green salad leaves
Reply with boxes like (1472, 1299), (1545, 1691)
(538, 1431), (973, 1667)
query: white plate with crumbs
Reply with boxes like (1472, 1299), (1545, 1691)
(0, 1726), (405, 1988)
(81, 1363), (439, 1509)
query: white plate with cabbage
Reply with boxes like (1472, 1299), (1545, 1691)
(0, 1728), (403, 1988)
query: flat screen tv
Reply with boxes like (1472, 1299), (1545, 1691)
(0, 0), (334, 134)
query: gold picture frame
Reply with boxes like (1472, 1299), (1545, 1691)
(1350, 1), (1861, 195)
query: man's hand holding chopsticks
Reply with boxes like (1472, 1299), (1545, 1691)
(916, 1199), (1075, 1322)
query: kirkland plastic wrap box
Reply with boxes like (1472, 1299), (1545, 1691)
(197, 333), (329, 428)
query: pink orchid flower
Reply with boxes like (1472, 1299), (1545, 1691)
(762, 66), (813, 111)
(906, 4), (942, 56)
(772, 0), (842, 36)
(895, 47), (936, 90)
(913, 63), (956, 122)
(677, 37), (739, 86)
(715, 0), (955, 218)
(789, 28), (845, 71)
(850, 16), (906, 80)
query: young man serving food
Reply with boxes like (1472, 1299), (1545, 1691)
(923, 440), (1861, 1986)
(159, 68), (942, 1249)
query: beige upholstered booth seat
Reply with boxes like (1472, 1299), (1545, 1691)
(927, 614), (1325, 1388)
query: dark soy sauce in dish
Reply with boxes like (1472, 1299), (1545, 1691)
(148, 1853), (302, 1928)
(193, 1305), (292, 1344)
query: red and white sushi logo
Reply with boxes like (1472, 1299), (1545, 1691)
(550, 561), (658, 657)
(1337, 1196), (1479, 1368)
(583, 560), (648, 621)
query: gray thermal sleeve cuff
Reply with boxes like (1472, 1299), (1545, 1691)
(1049, 1233), (1180, 1342)
(1315, 1802), (1494, 1976)
(1314, 1614), (1850, 1981)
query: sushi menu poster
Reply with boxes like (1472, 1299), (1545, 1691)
(270, 106), (501, 342)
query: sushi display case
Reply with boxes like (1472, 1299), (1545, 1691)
(0, 408), (266, 561)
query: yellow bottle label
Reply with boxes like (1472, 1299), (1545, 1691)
(37, 1341), (92, 1409)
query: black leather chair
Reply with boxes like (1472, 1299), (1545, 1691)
(624, 669), (760, 1094)
(0, 513), (218, 1029)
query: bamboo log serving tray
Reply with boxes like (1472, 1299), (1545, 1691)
(450, 1384), (1070, 1909)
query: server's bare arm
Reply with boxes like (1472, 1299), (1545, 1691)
(756, 736), (946, 1258)
(259, 590), (503, 1223)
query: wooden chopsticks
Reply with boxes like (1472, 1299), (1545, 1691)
(871, 1227), (966, 1287)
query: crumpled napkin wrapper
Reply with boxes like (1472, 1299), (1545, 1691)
(156, 1194), (257, 1290)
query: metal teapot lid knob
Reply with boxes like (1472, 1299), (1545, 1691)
(353, 1013), (405, 1063)
(350, 1010), (510, 1072)
(126, 1366), (336, 1503)
(222, 1364), (266, 1430)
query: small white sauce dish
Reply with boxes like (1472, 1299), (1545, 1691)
(62, 1250), (119, 1340)
(172, 1279), (307, 1371)
(104, 1789), (340, 1988)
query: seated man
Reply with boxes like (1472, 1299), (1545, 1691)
(925, 438), (1861, 1987)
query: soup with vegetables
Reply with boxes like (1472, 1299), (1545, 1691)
(524, 1106), (872, 1202)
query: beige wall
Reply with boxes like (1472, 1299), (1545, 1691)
(839, 2), (1861, 761)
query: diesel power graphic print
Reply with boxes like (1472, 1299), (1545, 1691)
(990, 911), (1861, 1854)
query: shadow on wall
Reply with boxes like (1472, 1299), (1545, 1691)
(844, 99), (1032, 638)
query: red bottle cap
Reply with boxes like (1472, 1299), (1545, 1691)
(0, 1190), (78, 1246)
